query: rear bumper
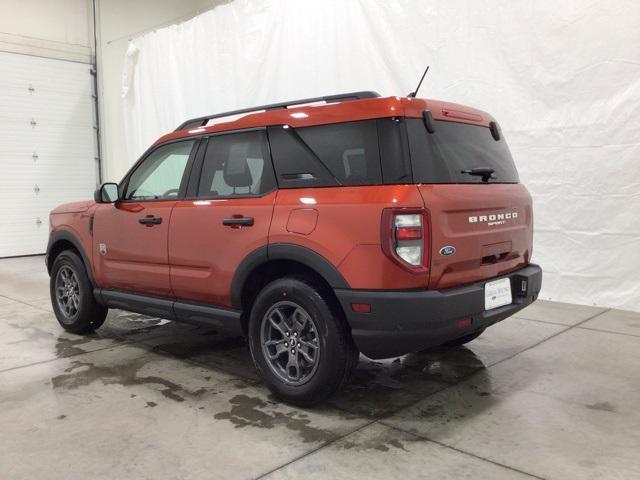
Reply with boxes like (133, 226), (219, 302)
(335, 263), (542, 359)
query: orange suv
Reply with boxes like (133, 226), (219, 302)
(46, 91), (541, 405)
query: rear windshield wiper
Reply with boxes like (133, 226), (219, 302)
(461, 167), (495, 182)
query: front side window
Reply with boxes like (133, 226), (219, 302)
(197, 130), (276, 198)
(125, 140), (195, 200)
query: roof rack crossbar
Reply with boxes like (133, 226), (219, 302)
(174, 91), (380, 131)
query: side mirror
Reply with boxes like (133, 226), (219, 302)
(94, 183), (119, 203)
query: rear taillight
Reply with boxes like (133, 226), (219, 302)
(381, 209), (430, 272)
(394, 214), (423, 265)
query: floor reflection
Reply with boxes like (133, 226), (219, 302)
(53, 311), (492, 418)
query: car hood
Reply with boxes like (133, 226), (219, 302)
(50, 200), (95, 214)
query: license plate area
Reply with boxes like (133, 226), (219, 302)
(484, 277), (512, 310)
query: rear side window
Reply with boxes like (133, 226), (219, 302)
(197, 130), (276, 198)
(268, 119), (411, 188)
(267, 126), (339, 188)
(296, 120), (382, 185)
(407, 119), (519, 183)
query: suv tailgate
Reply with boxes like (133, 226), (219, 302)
(418, 184), (533, 289)
(405, 116), (533, 289)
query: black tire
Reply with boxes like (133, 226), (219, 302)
(248, 277), (358, 406)
(50, 250), (107, 334)
(441, 329), (485, 347)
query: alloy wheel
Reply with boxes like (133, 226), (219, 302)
(55, 266), (80, 322)
(260, 300), (320, 385)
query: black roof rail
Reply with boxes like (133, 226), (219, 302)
(175, 91), (381, 131)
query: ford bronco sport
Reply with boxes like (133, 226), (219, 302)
(47, 91), (541, 405)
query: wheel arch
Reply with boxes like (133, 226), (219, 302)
(47, 230), (95, 285)
(231, 244), (351, 334)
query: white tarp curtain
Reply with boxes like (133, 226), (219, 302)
(122, 0), (640, 312)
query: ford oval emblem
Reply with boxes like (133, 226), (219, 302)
(439, 245), (456, 256)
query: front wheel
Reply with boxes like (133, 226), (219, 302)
(50, 250), (107, 334)
(248, 277), (358, 406)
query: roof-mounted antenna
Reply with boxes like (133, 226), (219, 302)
(407, 65), (430, 98)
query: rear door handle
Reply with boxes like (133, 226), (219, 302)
(222, 216), (254, 227)
(139, 216), (162, 225)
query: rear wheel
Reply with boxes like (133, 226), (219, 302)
(248, 277), (358, 406)
(441, 328), (485, 347)
(50, 250), (107, 334)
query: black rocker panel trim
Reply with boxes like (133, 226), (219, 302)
(95, 289), (175, 319)
(94, 289), (243, 336)
(173, 301), (242, 334)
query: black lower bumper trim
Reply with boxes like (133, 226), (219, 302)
(335, 264), (542, 359)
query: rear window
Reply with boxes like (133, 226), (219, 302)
(407, 119), (519, 183)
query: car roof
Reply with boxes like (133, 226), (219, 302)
(152, 95), (496, 147)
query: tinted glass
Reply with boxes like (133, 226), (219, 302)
(407, 119), (519, 183)
(267, 126), (338, 188)
(125, 140), (195, 200)
(297, 120), (382, 185)
(378, 118), (412, 184)
(197, 130), (276, 197)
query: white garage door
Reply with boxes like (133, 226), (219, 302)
(0, 51), (98, 257)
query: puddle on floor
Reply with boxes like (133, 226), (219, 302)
(51, 355), (210, 402)
(214, 394), (336, 444)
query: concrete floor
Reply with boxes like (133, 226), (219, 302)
(1, 256), (639, 480)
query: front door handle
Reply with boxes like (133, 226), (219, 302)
(222, 216), (254, 227)
(139, 216), (162, 225)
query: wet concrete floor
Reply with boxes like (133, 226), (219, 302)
(1, 255), (639, 479)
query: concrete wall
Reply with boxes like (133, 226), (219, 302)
(0, 0), (92, 63)
(95, 0), (223, 182)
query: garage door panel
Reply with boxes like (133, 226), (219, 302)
(0, 110), (94, 131)
(0, 152), (96, 165)
(0, 52), (97, 257)
(0, 75), (92, 93)
(0, 167), (96, 201)
(0, 91), (93, 124)
(0, 222), (49, 257)
(0, 178), (95, 194)
(0, 102), (94, 127)
(0, 127), (95, 153)
(0, 156), (96, 178)
(0, 52), (93, 92)
(0, 85), (93, 105)
(0, 80), (92, 95)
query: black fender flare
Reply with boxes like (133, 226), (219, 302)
(230, 243), (350, 309)
(46, 229), (95, 285)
